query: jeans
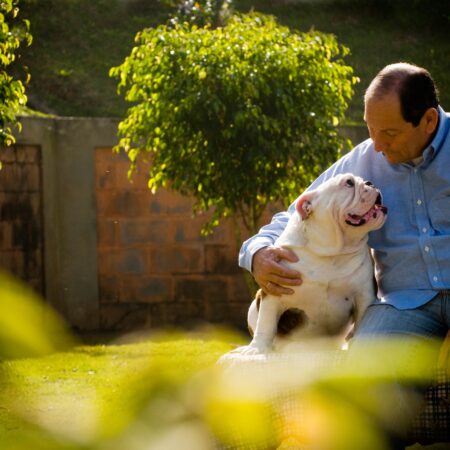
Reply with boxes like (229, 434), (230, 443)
(348, 292), (450, 448)
(355, 293), (450, 339)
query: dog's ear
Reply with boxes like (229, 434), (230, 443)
(296, 192), (314, 220)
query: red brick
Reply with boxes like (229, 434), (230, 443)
(150, 245), (204, 274)
(98, 248), (146, 275)
(96, 219), (119, 247)
(119, 218), (173, 245)
(0, 164), (23, 192)
(173, 216), (208, 243)
(98, 274), (120, 303)
(21, 250), (43, 279)
(96, 147), (129, 163)
(202, 221), (235, 244)
(0, 146), (16, 163)
(205, 245), (240, 274)
(15, 145), (40, 164)
(97, 248), (110, 275)
(99, 304), (152, 331)
(0, 164), (41, 193)
(0, 250), (24, 278)
(96, 191), (151, 218)
(153, 188), (195, 215)
(228, 272), (256, 303)
(127, 170), (150, 191)
(26, 165), (42, 192)
(114, 248), (146, 274)
(29, 192), (43, 217)
(117, 160), (150, 191)
(119, 275), (173, 303)
(95, 158), (116, 190)
(174, 276), (228, 305)
(0, 222), (13, 249)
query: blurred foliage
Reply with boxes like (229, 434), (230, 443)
(0, 271), (75, 359)
(110, 12), (357, 235)
(0, 272), (447, 449)
(0, 0), (31, 146)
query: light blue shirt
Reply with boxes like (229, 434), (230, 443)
(239, 106), (450, 309)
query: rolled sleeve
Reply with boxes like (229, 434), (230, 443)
(238, 210), (292, 272)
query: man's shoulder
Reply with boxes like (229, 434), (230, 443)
(344, 137), (374, 160)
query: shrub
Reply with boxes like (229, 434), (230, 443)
(0, 0), (32, 146)
(111, 13), (357, 234)
(164, 0), (233, 28)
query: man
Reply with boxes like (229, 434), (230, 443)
(239, 62), (450, 446)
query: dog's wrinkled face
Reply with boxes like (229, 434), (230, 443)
(295, 173), (387, 249)
(335, 173), (387, 230)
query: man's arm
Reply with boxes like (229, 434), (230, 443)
(238, 207), (302, 296)
(238, 209), (293, 271)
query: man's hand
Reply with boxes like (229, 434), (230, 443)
(252, 246), (302, 296)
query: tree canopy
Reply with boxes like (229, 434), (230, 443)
(111, 13), (357, 234)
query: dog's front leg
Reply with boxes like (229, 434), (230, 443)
(233, 297), (281, 355)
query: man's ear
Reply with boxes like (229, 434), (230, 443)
(296, 192), (314, 220)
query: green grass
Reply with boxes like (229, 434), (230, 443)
(0, 332), (242, 449)
(14, 0), (450, 121)
(1, 335), (448, 450)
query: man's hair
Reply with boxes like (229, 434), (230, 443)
(365, 62), (439, 126)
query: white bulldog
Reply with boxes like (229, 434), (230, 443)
(236, 173), (388, 355)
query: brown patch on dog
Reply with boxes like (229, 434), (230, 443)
(277, 308), (307, 336)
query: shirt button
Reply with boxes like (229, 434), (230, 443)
(417, 199), (422, 205)
(433, 276), (438, 282)
(425, 246), (430, 252)
(422, 227), (427, 233)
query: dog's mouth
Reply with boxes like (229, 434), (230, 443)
(345, 193), (388, 227)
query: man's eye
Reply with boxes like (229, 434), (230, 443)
(345, 179), (354, 187)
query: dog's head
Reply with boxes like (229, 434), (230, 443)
(295, 173), (387, 253)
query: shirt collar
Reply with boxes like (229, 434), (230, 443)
(423, 105), (449, 162)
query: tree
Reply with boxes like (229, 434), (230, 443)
(0, 0), (31, 146)
(163, 0), (233, 28)
(110, 13), (358, 236)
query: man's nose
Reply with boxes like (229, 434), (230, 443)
(372, 135), (387, 153)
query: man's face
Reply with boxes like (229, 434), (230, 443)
(364, 93), (437, 164)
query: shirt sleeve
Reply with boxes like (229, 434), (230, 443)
(238, 207), (295, 272)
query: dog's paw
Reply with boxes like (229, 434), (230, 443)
(230, 344), (269, 356)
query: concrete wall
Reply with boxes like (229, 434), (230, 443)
(6, 116), (368, 332)
(16, 117), (118, 331)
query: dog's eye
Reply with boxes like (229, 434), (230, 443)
(365, 181), (373, 186)
(345, 179), (354, 187)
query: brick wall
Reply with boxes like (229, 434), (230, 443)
(0, 145), (44, 294)
(95, 147), (253, 331)
(4, 119), (367, 333)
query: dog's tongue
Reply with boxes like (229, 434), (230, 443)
(347, 204), (388, 226)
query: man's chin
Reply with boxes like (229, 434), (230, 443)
(382, 152), (403, 164)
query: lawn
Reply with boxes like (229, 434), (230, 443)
(0, 332), (241, 450)
(1, 334), (448, 450)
